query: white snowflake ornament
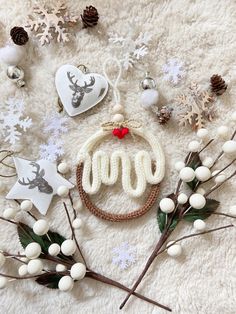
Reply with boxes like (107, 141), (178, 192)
(112, 242), (136, 270)
(39, 139), (64, 162)
(6, 157), (74, 215)
(43, 114), (69, 137)
(162, 58), (185, 85)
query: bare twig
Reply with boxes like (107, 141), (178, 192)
(205, 170), (236, 197)
(0, 216), (18, 225)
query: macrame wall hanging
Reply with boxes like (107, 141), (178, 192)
(76, 58), (165, 222)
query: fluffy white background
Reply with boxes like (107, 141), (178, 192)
(0, 0), (236, 313)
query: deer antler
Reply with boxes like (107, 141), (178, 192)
(30, 162), (40, 176)
(83, 76), (95, 88)
(18, 178), (32, 186)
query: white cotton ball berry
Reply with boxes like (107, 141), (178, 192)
(177, 193), (188, 205)
(0, 44), (25, 65)
(18, 264), (28, 276)
(70, 263), (86, 280)
(61, 240), (76, 256)
(33, 220), (49, 236)
(20, 200), (33, 211)
(48, 243), (60, 256)
(56, 264), (67, 272)
(159, 198), (175, 213)
(25, 242), (42, 259)
(27, 259), (43, 275)
(57, 162), (69, 174)
(195, 166), (211, 181)
(179, 167), (195, 182)
(222, 140), (236, 155)
(174, 161), (185, 171)
(72, 218), (83, 229)
(197, 128), (209, 139)
(202, 157), (214, 168)
(188, 141), (200, 152)
(0, 276), (7, 289)
(196, 187), (206, 195)
(0, 253), (6, 268)
(58, 276), (74, 292)
(3, 207), (17, 220)
(73, 199), (83, 211)
(231, 111), (236, 122)
(217, 126), (229, 138)
(140, 89), (159, 109)
(57, 186), (69, 197)
(0, 181), (5, 193)
(193, 219), (206, 231)
(214, 173), (226, 184)
(112, 114), (124, 123)
(189, 194), (206, 209)
(113, 104), (124, 113)
(167, 243), (182, 257)
(229, 205), (236, 217)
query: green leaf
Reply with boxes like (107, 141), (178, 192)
(36, 273), (63, 289)
(186, 152), (202, 190)
(157, 211), (167, 233)
(183, 199), (220, 222)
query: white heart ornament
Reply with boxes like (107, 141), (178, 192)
(55, 64), (108, 117)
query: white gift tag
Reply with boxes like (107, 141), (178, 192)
(55, 64), (108, 117)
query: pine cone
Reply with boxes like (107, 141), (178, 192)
(10, 26), (29, 46)
(156, 106), (172, 125)
(210, 74), (227, 96)
(81, 6), (99, 28)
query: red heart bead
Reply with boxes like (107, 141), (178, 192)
(121, 128), (129, 137)
(112, 127), (129, 139)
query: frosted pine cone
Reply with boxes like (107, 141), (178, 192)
(81, 6), (99, 28)
(155, 106), (172, 125)
(210, 74), (227, 96)
(10, 27), (29, 46)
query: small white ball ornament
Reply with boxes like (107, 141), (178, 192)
(179, 167), (195, 182)
(61, 240), (76, 256)
(188, 141), (200, 152)
(0, 181), (5, 193)
(197, 128), (208, 139)
(167, 242), (182, 257)
(177, 193), (188, 205)
(70, 263), (86, 280)
(3, 207), (17, 220)
(214, 173), (226, 184)
(217, 126), (229, 138)
(140, 89), (159, 109)
(202, 157), (214, 168)
(0, 253), (6, 267)
(174, 161), (185, 171)
(25, 242), (42, 259)
(56, 264), (67, 272)
(73, 199), (83, 211)
(0, 276), (7, 289)
(48, 243), (61, 256)
(112, 114), (124, 123)
(72, 218), (83, 229)
(18, 264), (28, 276)
(193, 219), (206, 231)
(27, 259), (43, 275)
(196, 187), (206, 195)
(159, 198), (175, 213)
(33, 220), (49, 236)
(20, 200), (33, 211)
(229, 205), (236, 217)
(58, 162), (69, 174)
(58, 276), (74, 292)
(189, 194), (206, 209)
(195, 166), (211, 181)
(222, 140), (236, 155)
(113, 104), (124, 113)
(0, 44), (25, 65)
(57, 186), (69, 197)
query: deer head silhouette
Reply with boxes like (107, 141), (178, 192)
(67, 71), (95, 108)
(18, 162), (53, 194)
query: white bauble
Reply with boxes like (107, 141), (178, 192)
(58, 276), (74, 292)
(189, 194), (206, 209)
(25, 242), (42, 259)
(3, 207), (17, 220)
(177, 193), (188, 205)
(159, 198), (175, 213)
(112, 114), (124, 123)
(61, 240), (76, 256)
(113, 104), (124, 113)
(217, 126), (229, 138)
(174, 161), (185, 171)
(18, 264), (28, 276)
(58, 162), (69, 174)
(20, 200), (33, 211)
(179, 167), (195, 182)
(196, 187), (206, 195)
(140, 89), (159, 109)
(222, 140), (236, 155)
(56, 264), (67, 272)
(195, 166), (211, 181)
(197, 128), (209, 139)
(73, 199), (83, 211)
(57, 186), (69, 197)
(193, 219), (206, 231)
(0, 253), (6, 267)
(72, 218), (83, 229)
(202, 157), (214, 168)
(70, 263), (86, 280)
(27, 259), (43, 275)
(48, 243), (61, 256)
(167, 243), (182, 257)
(0, 181), (5, 193)
(0, 44), (25, 65)
(188, 141), (200, 152)
(229, 205), (236, 217)
(33, 220), (49, 236)
(0, 276), (7, 289)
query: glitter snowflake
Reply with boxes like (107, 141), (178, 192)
(162, 58), (185, 85)
(43, 113), (69, 138)
(0, 98), (32, 145)
(112, 242), (136, 270)
(39, 139), (64, 162)
(26, 3), (79, 45)
(109, 32), (152, 70)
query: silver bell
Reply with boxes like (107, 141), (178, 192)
(7, 65), (25, 88)
(140, 72), (156, 90)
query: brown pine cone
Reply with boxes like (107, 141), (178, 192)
(156, 106), (172, 125)
(81, 6), (99, 28)
(10, 26), (29, 46)
(210, 74), (227, 96)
